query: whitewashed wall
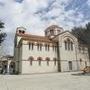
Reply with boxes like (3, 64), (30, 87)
(14, 31), (90, 74)
(56, 32), (89, 72)
(21, 40), (58, 74)
(22, 61), (58, 74)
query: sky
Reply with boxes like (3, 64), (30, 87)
(0, 0), (90, 55)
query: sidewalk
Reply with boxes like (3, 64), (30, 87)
(0, 72), (90, 90)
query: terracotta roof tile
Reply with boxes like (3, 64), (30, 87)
(16, 33), (56, 43)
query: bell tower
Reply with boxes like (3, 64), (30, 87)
(16, 27), (26, 34)
(15, 27), (26, 47)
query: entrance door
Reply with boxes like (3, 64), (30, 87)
(68, 61), (72, 70)
(9, 62), (15, 74)
(2, 61), (8, 74)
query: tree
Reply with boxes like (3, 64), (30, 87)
(72, 26), (86, 43)
(85, 22), (90, 61)
(85, 22), (90, 44)
(72, 22), (90, 44)
(0, 21), (6, 45)
(71, 22), (90, 62)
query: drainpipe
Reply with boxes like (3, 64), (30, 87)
(88, 47), (90, 66)
(57, 42), (61, 72)
(75, 44), (79, 71)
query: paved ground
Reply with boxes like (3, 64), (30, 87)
(0, 72), (90, 90)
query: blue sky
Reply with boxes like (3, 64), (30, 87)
(0, 0), (90, 55)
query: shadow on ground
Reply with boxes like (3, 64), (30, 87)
(71, 72), (90, 76)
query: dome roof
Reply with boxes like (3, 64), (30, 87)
(45, 25), (64, 38)
(45, 25), (63, 32)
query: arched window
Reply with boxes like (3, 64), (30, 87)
(37, 44), (39, 51)
(50, 29), (54, 35)
(64, 41), (67, 50)
(80, 59), (82, 65)
(37, 43), (42, 51)
(71, 42), (73, 50)
(45, 44), (49, 51)
(29, 42), (34, 50)
(37, 57), (42, 66)
(67, 39), (70, 50)
(48, 45), (49, 51)
(64, 38), (73, 51)
(29, 43), (31, 50)
(40, 44), (42, 51)
(29, 56), (34, 65)
(52, 45), (57, 52)
(19, 30), (22, 33)
(85, 61), (87, 67)
(46, 57), (50, 66)
(53, 58), (57, 66)
(68, 61), (72, 70)
(45, 31), (47, 36)
(45, 44), (47, 51)
(32, 43), (34, 50)
(22, 31), (25, 34)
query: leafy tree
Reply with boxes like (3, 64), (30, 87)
(72, 22), (90, 44)
(0, 21), (7, 45)
(72, 27), (85, 42)
(85, 22), (90, 44)
(71, 22), (90, 61)
(85, 22), (90, 60)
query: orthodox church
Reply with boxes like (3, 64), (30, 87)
(14, 25), (89, 74)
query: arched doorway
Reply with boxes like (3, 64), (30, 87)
(68, 61), (72, 71)
(9, 62), (15, 74)
(2, 61), (8, 74)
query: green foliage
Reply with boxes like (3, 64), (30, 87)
(0, 21), (6, 45)
(0, 33), (6, 45)
(72, 22), (90, 45)
(86, 22), (90, 31)
(72, 22), (90, 59)
(0, 21), (4, 28)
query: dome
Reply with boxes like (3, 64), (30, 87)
(45, 25), (63, 38)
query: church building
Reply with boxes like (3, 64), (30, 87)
(14, 25), (90, 74)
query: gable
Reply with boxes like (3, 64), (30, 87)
(52, 31), (78, 45)
(60, 31), (77, 43)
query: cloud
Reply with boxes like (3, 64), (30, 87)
(87, 0), (90, 6)
(15, 0), (23, 3)
(0, 0), (90, 55)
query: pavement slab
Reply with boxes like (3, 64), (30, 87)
(0, 72), (90, 90)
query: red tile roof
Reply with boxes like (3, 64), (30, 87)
(16, 33), (57, 43)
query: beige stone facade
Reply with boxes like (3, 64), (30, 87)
(14, 25), (90, 74)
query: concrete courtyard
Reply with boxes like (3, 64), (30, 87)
(0, 72), (90, 90)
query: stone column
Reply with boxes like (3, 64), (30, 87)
(7, 60), (11, 74)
